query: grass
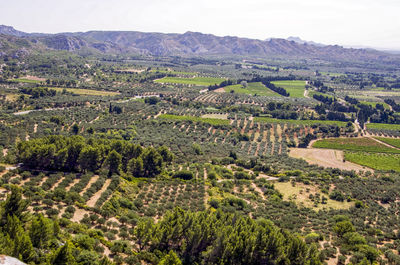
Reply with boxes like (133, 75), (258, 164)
(254, 117), (348, 127)
(155, 76), (225, 86)
(48, 87), (120, 96)
(10, 78), (42, 84)
(158, 114), (230, 126)
(312, 137), (400, 154)
(223, 82), (281, 97)
(345, 152), (400, 172)
(201, 113), (228, 120)
(273, 182), (353, 210)
(374, 137), (400, 148)
(271, 80), (306, 98)
(5, 93), (19, 102)
(366, 123), (400, 131)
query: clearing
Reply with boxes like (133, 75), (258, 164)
(289, 148), (372, 172)
(274, 181), (354, 210)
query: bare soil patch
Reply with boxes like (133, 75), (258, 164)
(86, 178), (112, 207)
(289, 148), (372, 172)
(79, 175), (99, 195)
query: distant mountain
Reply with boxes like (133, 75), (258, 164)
(286, 36), (326, 47)
(0, 25), (399, 65)
(0, 25), (29, 37)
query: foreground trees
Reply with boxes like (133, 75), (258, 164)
(133, 207), (322, 265)
(0, 187), (323, 265)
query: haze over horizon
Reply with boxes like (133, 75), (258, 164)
(2, 0), (400, 50)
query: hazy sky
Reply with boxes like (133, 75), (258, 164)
(2, 0), (400, 49)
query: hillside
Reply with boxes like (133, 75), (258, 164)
(0, 25), (399, 65)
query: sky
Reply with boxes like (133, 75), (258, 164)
(2, 0), (400, 50)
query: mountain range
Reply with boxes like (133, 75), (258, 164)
(0, 25), (399, 65)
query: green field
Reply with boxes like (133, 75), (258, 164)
(155, 76), (225, 86)
(366, 123), (400, 131)
(223, 82), (280, 96)
(158, 114), (230, 126)
(312, 137), (400, 154)
(10, 78), (42, 83)
(271, 80), (306, 98)
(374, 137), (400, 148)
(49, 87), (120, 96)
(254, 117), (348, 127)
(345, 152), (400, 172)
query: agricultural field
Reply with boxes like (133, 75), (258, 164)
(374, 137), (400, 148)
(152, 69), (198, 76)
(48, 87), (121, 96)
(222, 82), (281, 96)
(312, 137), (400, 153)
(10, 78), (43, 83)
(366, 123), (400, 131)
(344, 152), (400, 172)
(157, 114), (231, 125)
(254, 116), (349, 127)
(2, 43), (400, 264)
(154, 76), (225, 86)
(271, 80), (306, 98)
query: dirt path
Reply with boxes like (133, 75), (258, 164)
(353, 120), (360, 135)
(65, 178), (80, 191)
(251, 182), (266, 200)
(71, 207), (90, 222)
(50, 178), (64, 191)
(79, 175), (99, 195)
(289, 148), (373, 172)
(369, 136), (400, 150)
(304, 89), (309, 98)
(86, 179), (111, 207)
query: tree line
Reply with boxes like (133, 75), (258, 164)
(17, 135), (173, 177)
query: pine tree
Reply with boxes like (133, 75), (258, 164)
(1, 185), (28, 225)
(52, 241), (77, 265)
(158, 250), (182, 265)
(30, 214), (53, 249)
